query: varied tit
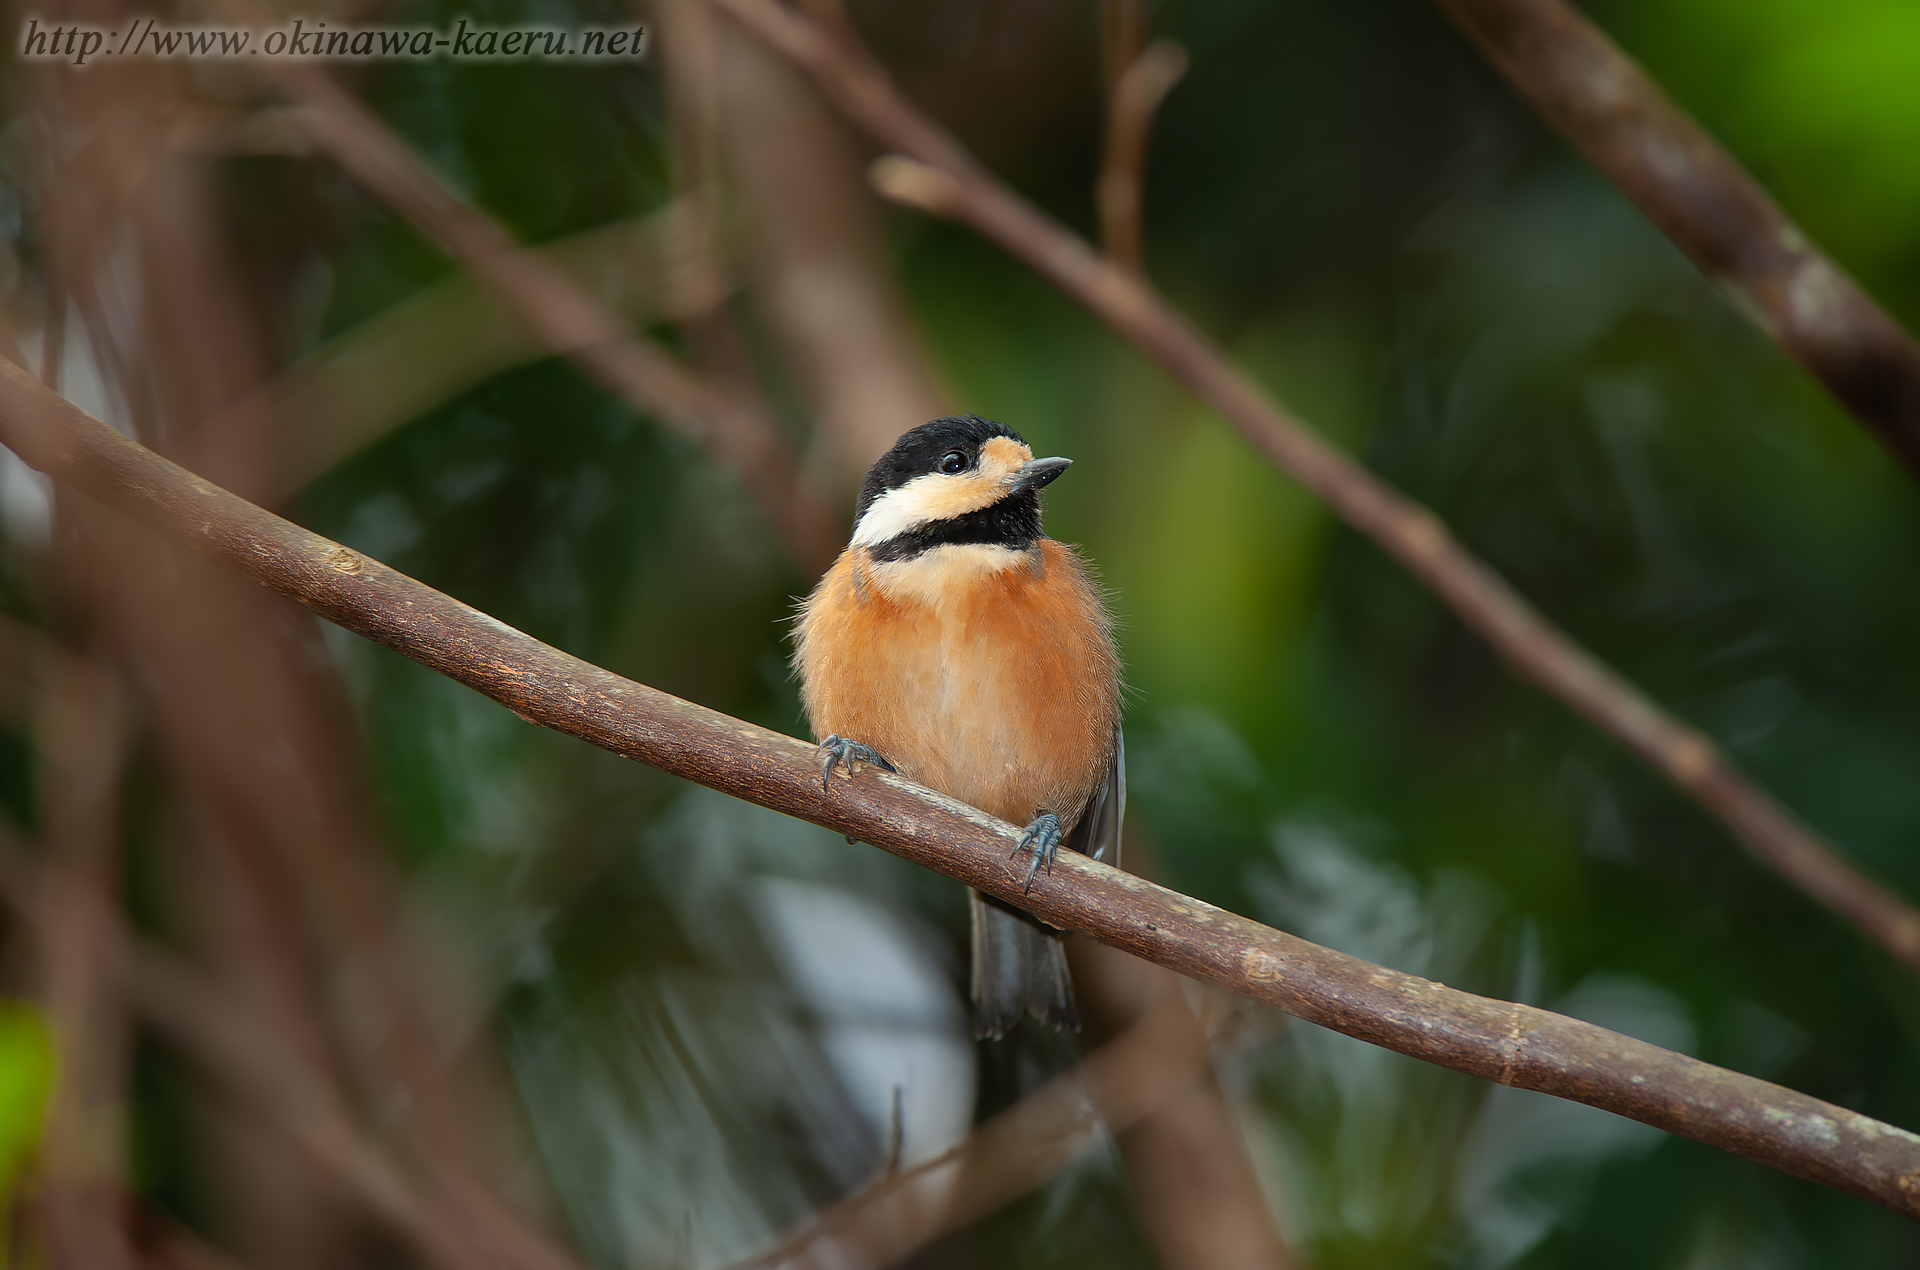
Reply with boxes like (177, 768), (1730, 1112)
(793, 414), (1122, 1037)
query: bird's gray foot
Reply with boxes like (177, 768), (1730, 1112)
(817, 734), (894, 791)
(1013, 812), (1064, 894)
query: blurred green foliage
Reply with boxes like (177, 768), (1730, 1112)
(9, 0), (1920, 1264)
(1620, 0), (1920, 297)
(0, 1002), (53, 1256)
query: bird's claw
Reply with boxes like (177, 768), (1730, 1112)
(1013, 812), (1063, 894)
(817, 735), (894, 791)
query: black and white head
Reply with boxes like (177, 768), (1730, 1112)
(851, 415), (1071, 562)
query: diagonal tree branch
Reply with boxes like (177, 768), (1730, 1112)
(4, 356), (1920, 1220)
(259, 57), (839, 572)
(244, 212), (679, 497)
(0, 839), (576, 1270)
(709, 0), (1920, 985)
(1431, 0), (1920, 481)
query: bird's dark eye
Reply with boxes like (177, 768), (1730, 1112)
(939, 450), (970, 474)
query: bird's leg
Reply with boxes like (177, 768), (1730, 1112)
(817, 734), (895, 790)
(1013, 812), (1063, 894)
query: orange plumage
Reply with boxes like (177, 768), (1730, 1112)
(796, 538), (1118, 831)
(793, 415), (1122, 1036)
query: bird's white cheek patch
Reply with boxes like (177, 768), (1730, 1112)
(850, 437), (1035, 547)
(851, 482), (942, 547)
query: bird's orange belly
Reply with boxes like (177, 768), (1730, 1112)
(800, 548), (1109, 829)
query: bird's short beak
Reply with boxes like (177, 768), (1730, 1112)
(1012, 456), (1072, 492)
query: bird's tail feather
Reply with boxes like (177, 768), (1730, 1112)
(970, 889), (1076, 1038)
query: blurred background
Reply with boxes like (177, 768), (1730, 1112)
(1, 0), (1918, 1265)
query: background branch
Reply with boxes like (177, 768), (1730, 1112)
(701, 0), (952, 482)
(734, 963), (1222, 1270)
(244, 213), (678, 495)
(1097, 38), (1187, 272)
(712, 0), (1920, 984)
(34, 642), (135, 1270)
(261, 56), (840, 571)
(1431, 0), (1920, 481)
(1068, 940), (1300, 1270)
(4, 355), (1920, 1220)
(0, 839), (584, 1270)
(128, 946), (582, 1270)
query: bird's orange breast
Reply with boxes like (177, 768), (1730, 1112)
(794, 539), (1119, 830)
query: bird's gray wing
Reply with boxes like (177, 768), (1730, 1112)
(1062, 730), (1124, 871)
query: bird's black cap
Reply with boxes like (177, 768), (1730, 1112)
(854, 414), (1028, 524)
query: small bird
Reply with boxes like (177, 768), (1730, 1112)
(793, 414), (1122, 1037)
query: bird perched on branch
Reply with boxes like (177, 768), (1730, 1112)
(793, 415), (1122, 1037)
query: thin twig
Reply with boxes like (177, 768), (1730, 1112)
(733, 971), (1221, 1269)
(1097, 39), (1187, 271)
(128, 949), (569, 1270)
(0, 840), (577, 1270)
(1100, 0), (1146, 95)
(1431, 0), (1920, 479)
(260, 56), (839, 571)
(711, 0), (1920, 984)
(243, 212), (679, 497)
(5, 360), (1920, 1219)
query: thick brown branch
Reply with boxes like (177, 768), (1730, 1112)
(5, 358), (1920, 1219)
(1431, 0), (1920, 479)
(710, 0), (1920, 985)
